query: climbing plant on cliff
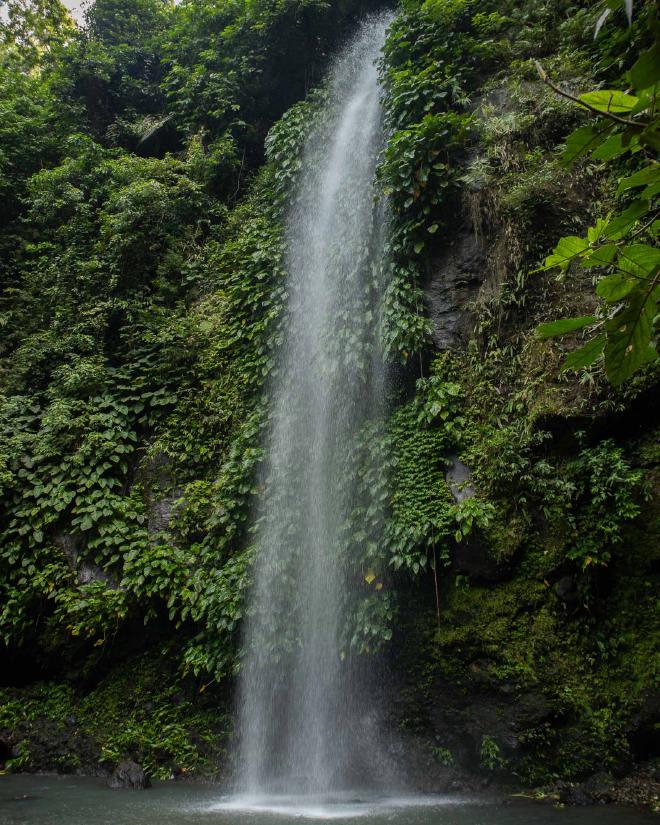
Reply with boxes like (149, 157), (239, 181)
(535, 0), (659, 385)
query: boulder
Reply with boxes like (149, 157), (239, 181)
(445, 455), (475, 502)
(555, 781), (593, 806)
(108, 760), (151, 790)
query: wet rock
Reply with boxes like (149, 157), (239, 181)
(54, 532), (116, 588)
(148, 495), (179, 534)
(138, 451), (183, 535)
(445, 455), (475, 502)
(555, 781), (593, 806)
(512, 692), (551, 728)
(452, 535), (507, 582)
(0, 719), (103, 776)
(583, 772), (615, 803)
(425, 229), (485, 351)
(108, 760), (151, 790)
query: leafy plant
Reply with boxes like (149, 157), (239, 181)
(480, 734), (505, 771)
(534, 10), (659, 385)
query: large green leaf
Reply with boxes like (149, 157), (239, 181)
(560, 335), (606, 373)
(579, 90), (639, 115)
(604, 199), (649, 240)
(618, 243), (660, 278)
(582, 244), (617, 268)
(562, 124), (610, 165)
(604, 287), (658, 384)
(596, 272), (637, 302)
(591, 130), (636, 161)
(616, 164), (660, 197)
(541, 236), (590, 271)
(640, 123), (660, 153)
(630, 42), (660, 92)
(537, 315), (597, 340)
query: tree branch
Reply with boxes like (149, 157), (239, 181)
(534, 61), (644, 130)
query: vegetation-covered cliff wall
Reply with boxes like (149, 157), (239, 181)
(0, 0), (657, 802)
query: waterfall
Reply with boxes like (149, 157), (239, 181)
(236, 14), (393, 798)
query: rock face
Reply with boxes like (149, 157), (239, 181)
(425, 228), (485, 350)
(0, 719), (103, 775)
(54, 532), (117, 588)
(445, 455), (475, 502)
(108, 760), (151, 790)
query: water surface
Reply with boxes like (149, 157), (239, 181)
(0, 776), (653, 825)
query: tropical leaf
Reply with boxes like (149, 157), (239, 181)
(583, 244), (617, 267)
(537, 315), (597, 340)
(617, 244), (660, 278)
(541, 236), (590, 272)
(562, 124), (609, 164)
(579, 90), (638, 115)
(560, 335), (606, 372)
(604, 287), (658, 384)
(630, 42), (660, 92)
(596, 272), (637, 302)
(591, 130), (636, 162)
(603, 199), (649, 240)
(616, 164), (660, 197)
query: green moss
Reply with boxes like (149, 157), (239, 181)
(0, 653), (230, 779)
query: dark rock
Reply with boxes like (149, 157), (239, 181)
(452, 535), (508, 582)
(138, 451), (183, 535)
(425, 230), (485, 351)
(583, 772), (615, 803)
(148, 495), (179, 534)
(556, 781), (593, 806)
(54, 532), (117, 588)
(554, 575), (579, 603)
(108, 760), (151, 790)
(1, 719), (104, 775)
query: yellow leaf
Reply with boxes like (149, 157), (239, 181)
(375, 582), (383, 591)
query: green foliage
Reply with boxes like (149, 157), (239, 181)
(0, 0), (74, 68)
(0, 1), (302, 670)
(480, 734), (505, 771)
(378, 1), (492, 363)
(160, 0), (380, 185)
(0, 656), (229, 778)
(535, 8), (659, 385)
(431, 745), (454, 766)
(564, 440), (644, 568)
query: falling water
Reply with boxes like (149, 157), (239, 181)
(236, 14), (393, 799)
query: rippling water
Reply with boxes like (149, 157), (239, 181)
(0, 776), (654, 825)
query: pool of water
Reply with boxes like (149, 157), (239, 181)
(0, 776), (653, 825)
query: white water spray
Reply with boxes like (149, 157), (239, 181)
(236, 14), (393, 799)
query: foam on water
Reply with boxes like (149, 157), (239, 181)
(210, 794), (475, 820)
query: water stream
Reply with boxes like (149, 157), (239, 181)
(235, 14), (393, 801)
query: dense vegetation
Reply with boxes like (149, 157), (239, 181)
(0, 0), (657, 796)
